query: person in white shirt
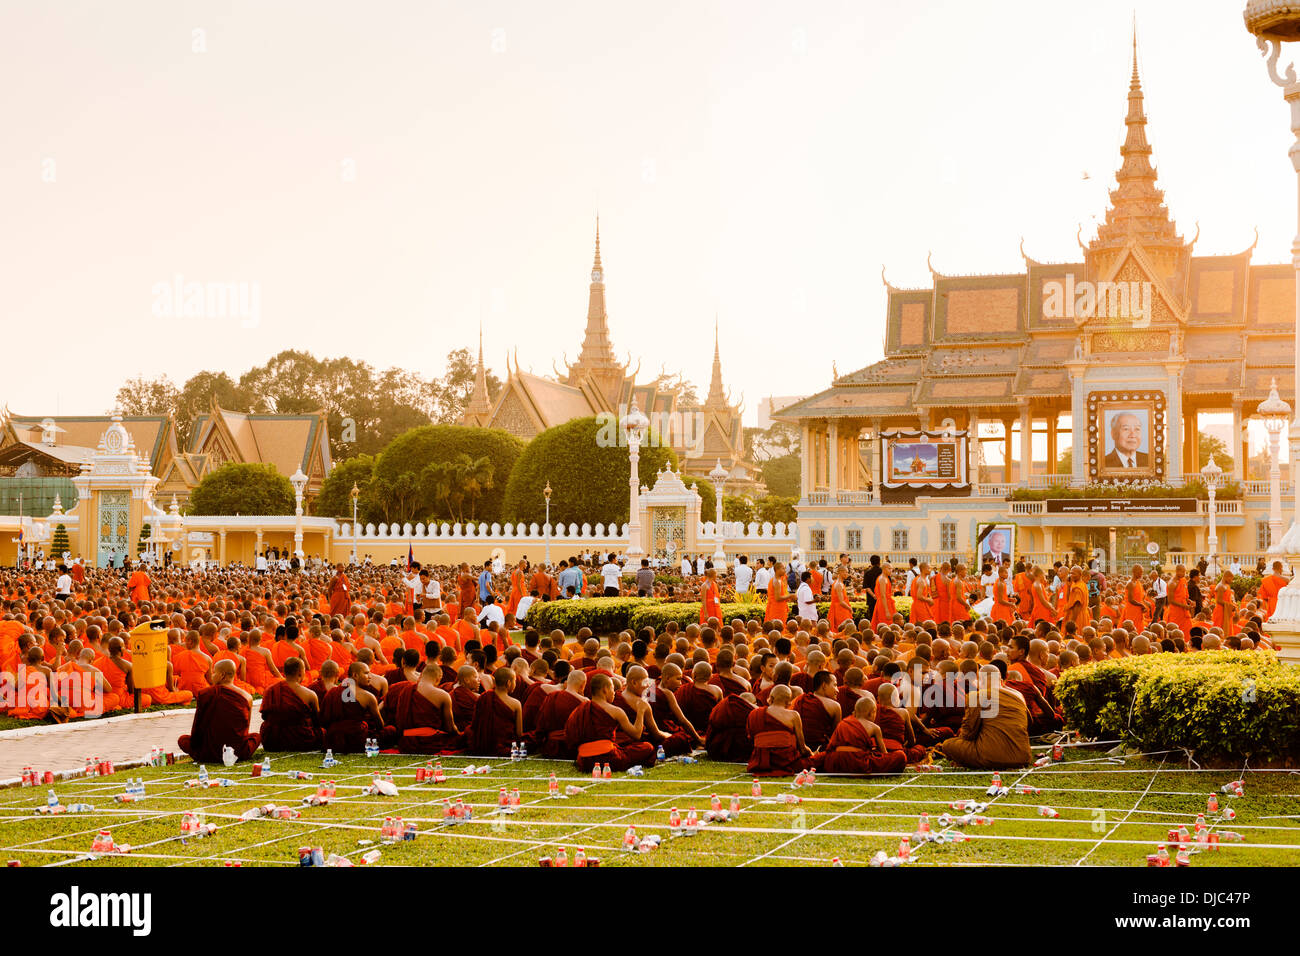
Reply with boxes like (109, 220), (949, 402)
(255, 552), (268, 573)
(477, 597), (506, 629)
(734, 556), (753, 594)
(754, 560), (772, 596)
(696, 556), (706, 576)
(403, 569), (423, 607)
(55, 568), (73, 600)
(680, 555), (692, 577)
(795, 570), (817, 620)
(601, 554), (623, 596)
(515, 593), (535, 621)
(979, 564), (997, 600)
(423, 574), (442, 610)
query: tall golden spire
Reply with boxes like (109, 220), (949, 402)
(1091, 29), (1183, 258)
(705, 316), (728, 407)
(570, 217), (621, 374)
(462, 322), (493, 426)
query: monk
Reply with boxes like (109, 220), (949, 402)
(1212, 571), (1239, 637)
(1122, 566), (1152, 632)
(746, 685), (813, 776)
(449, 665), (480, 731)
(467, 668), (523, 756)
(791, 670), (840, 750)
(676, 661), (722, 734)
(1261, 561), (1289, 621)
(98, 638), (147, 712)
(320, 662), (384, 753)
(821, 695), (907, 775)
(871, 565), (895, 628)
(173, 632), (213, 696)
(505, 560), (526, 617)
(1029, 569), (1057, 627)
(214, 637), (257, 696)
(647, 662), (701, 754)
(828, 568), (854, 633)
(765, 563), (790, 623)
(564, 672), (657, 772)
(991, 566), (1017, 625)
(699, 567), (721, 625)
(328, 564), (352, 617)
(259, 658), (322, 751)
(949, 567), (973, 623)
(910, 564), (935, 624)
(535, 670), (588, 759)
(177, 660), (260, 763)
(394, 662), (462, 754)
(1063, 567), (1091, 633)
(939, 664), (1032, 769)
(933, 565), (952, 625)
(709, 647), (751, 697)
(875, 682), (928, 763)
(705, 691), (757, 762)
(127, 565), (151, 604)
(1166, 565), (1194, 633)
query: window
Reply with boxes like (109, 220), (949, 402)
(810, 529), (826, 551)
(846, 529), (862, 551)
(940, 521), (957, 551)
(1258, 522), (1272, 551)
(891, 529), (909, 552)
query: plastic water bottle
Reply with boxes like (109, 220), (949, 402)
(591, 764), (601, 781)
(519, 741), (527, 759)
(573, 847), (587, 868)
(669, 808), (682, 836)
(198, 765), (209, 785)
(555, 847), (568, 868)
(1155, 843), (1169, 866)
(898, 835), (911, 861)
(602, 763), (612, 780)
(918, 812), (930, 834)
(729, 794), (741, 816)
(549, 773), (559, 797)
(751, 778), (762, 797)
(510, 741), (520, 761)
(623, 825), (637, 850)
(1207, 793), (1219, 814)
(261, 756), (271, 775)
(656, 744), (666, 761)
(47, 789), (58, 809)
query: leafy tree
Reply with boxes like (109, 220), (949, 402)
(372, 425), (523, 526)
(681, 475), (714, 523)
(502, 417), (677, 525)
(756, 495), (798, 525)
(115, 375), (179, 417)
(1198, 432), (1233, 473)
(174, 371), (253, 448)
(431, 347), (503, 424)
(189, 463), (295, 516)
(722, 494), (754, 526)
(1056, 447), (1072, 474)
(761, 453), (801, 498)
(51, 524), (69, 559)
(315, 454), (377, 521)
(746, 421), (800, 462)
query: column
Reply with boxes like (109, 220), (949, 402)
(1046, 408), (1058, 479)
(1018, 403), (1032, 484)
(800, 422), (813, 498)
(1185, 405), (1198, 472)
(1165, 363), (1184, 481)
(872, 418), (884, 490)
(828, 421), (839, 495)
(969, 410), (981, 485)
(1068, 361), (1086, 485)
(1003, 419), (1014, 484)
(219, 530), (227, 567)
(1231, 403), (1244, 481)
(255, 528), (263, 560)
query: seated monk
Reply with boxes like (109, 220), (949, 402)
(241, 630), (281, 695)
(308, 659), (341, 700)
(98, 638), (146, 712)
(214, 637), (257, 696)
(535, 670), (588, 759)
(564, 672), (657, 772)
(173, 633), (213, 697)
(746, 685), (814, 776)
(705, 691), (757, 763)
(466, 668), (523, 757)
(791, 670), (841, 751)
(821, 695), (907, 775)
(1005, 636), (1064, 735)
(523, 660), (565, 733)
(875, 682), (928, 763)
(611, 665), (690, 755)
(938, 664), (1033, 769)
(259, 658), (322, 751)
(394, 661), (462, 754)
(675, 661), (722, 736)
(60, 648), (116, 716)
(177, 660), (260, 763)
(320, 662), (385, 753)
(387, 648), (422, 688)
(709, 648), (752, 697)
(449, 665), (480, 732)
(647, 662), (702, 754)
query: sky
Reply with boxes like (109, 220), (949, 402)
(0, 0), (1293, 437)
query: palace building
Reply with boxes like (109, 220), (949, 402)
(462, 225), (757, 486)
(776, 48), (1295, 571)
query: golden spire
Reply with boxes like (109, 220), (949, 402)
(463, 322), (493, 426)
(705, 316), (728, 407)
(570, 218), (621, 375)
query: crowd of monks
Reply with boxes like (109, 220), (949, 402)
(0, 554), (1287, 777)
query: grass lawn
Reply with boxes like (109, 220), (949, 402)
(1, 746), (1296, 867)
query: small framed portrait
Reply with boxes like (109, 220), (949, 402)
(1087, 391), (1165, 482)
(976, 524), (1015, 568)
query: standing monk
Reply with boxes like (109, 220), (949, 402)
(1029, 569), (1057, 627)
(328, 564), (352, 617)
(871, 565), (895, 628)
(909, 563), (935, 624)
(177, 660), (260, 763)
(127, 565), (150, 604)
(828, 568), (854, 633)
(1260, 561), (1288, 622)
(699, 568), (721, 626)
(991, 566), (1017, 625)
(1213, 571), (1239, 636)
(764, 563), (790, 624)
(1165, 565), (1193, 633)
(505, 560), (526, 618)
(1122, 566), (1152, 632)
(933, 565), (952, 626)
(1064, 567), (1091, 632)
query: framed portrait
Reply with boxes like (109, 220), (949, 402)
(976, 523), (1015, 568)
(881, 428), (968, 488)
(1087, 391), (1165, 482)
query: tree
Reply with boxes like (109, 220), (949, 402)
(1198, 433), (1233, 473)
(173, 371), (253, 448)
(115, 375), (179, 416)
(189, 463), (295, 516)
(432, 347), (503, 424)
(1056, 447), (1072, 475)
(747, 421), (800, 462)
(681, 475), (715, 523)
(761, 453), (801, 498)
(315, 454), (377, 521)
(502, 417), (677, 525)
(756, 495), (798, 525)
(372, 425), (524, 526)
(51, 524), (69, 559)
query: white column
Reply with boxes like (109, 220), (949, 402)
(1019, 403), (1032, 484)
(1231, 403), (1244, 482)
(800, 422), (813, 498)
(828, 420), (839, 497)
(1165, 363), (1184, 482)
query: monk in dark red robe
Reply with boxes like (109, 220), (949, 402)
(328, 565), (352, 617)
(705, 692), (756, 762)
(536, 671), (588, 758)
(790, 670), (840, 751)
(466, 668), (522, 756)
(675, 662), (722, 736)
(746, 685), (813, 776)
(875, 683), (928, 763)
(259, 658), (322, 751)
(522, 673), (558, 734)
(177, 660), (260, 763)
(395, 666), (462, 754)
(449, 666), (480, 733)
(564, 673), (656, 772)
(822, 696), (906, 775)
(320, 662), (384, 753)
(648, 663), (701, 755)
(709, 648), (751, 698)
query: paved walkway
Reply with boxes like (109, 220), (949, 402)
(0, 704), (262, 784)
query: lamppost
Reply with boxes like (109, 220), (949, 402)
(1245, 5), (1300, 645)
(624, 400), (649, 559)
(709, 459), (728, 564)
(1259, 378), (1292, 554)
(290, 467), (307, 561)
(349, 482), (360, 565)
(1202, 457), (1223, 578)
(543, 481), (552, 565)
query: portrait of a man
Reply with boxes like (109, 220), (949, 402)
(978, 525), (1015, 566)
(1103, 409), (1150, 470)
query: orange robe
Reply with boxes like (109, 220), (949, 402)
(1122, 580), (1150, 632)
(991, 579), (1015, 624)
(764, 578), (790, 623)
(1166, 579), (1193, 633)
(505, 569), (525, 617)
(1029, 584), (1056, 626)
(1260, 573), (1288, 621)
(829, 580), (853, 632)
(699, 579), (721, 625)
(933, 575), (951, 625)
(215, 650), (257, 695)
(173, 647), (213, 696)
(242, 648), (277, 694)
(949, 578), (971, 622)
(1013, 572), (1033, 619)
(1212, 584), (1239, 636)
(1065, 581), (1091, 632)
(870, 576), (895, 627)
(100, 656), (146, 711)
(127, 570), (150, 604)
(909, 575), (935, 625)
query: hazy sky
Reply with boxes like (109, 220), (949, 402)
(0, 0), (1292, 429)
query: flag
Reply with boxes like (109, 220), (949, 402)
(407, 543), (414, 571)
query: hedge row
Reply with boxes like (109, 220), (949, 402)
(524, 598), (658, 636)
(1054, 650), (1300, 763)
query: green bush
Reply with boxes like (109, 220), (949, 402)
(371, 425), (524, 526)
(1054, 651), (1299, 762)
(525, 597), (658, 636)
(627, 600), (876, 633)
(1231, 574), (1262, 602)
(502, 417), (676, 525)
(189, 463), (295, 516)
(51, 524), (70, 559)
(1010, 480), (1242, 501)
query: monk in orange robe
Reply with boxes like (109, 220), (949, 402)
(240, 632), (280, 695)
(177, 660), (260, 763)
(1029, 570), (1057, 626)
(764, 564), (790, 623)
(173, 634), (213, 696)
(991, 566), (1017, 624)
(214, 637), (257, 696)
(933, 567), (952, 625)
(1122, 567), (1153, 632)
(127, 567), (151, 604)
(746, 685), (813, 776)
(909, 564), (935, 624)
(870, 566), (895, 628)
(821, 695), (907, 775)
(505, 561), (526, 618)
(98, 639), (148, 711)
(1013, 565), (1034, 620)
(394, 663), (462, 754)
(699, 568), (721, 625)
(828, 569), (854, 632)
(790, 671), (840, 750)
(259, 658), (322, 751)
(1212, 572), (1239, 636)
(564, 672), (656, 772)
(327, 565), (352, 617)
(1165, 566), (1193, 634)
(454, 609), (479, 654)
(1260, 561), (1289, 621)
(535, 670), (588, 758)
(1064, 567), (1091, 633)
(949, 568), (973, 623)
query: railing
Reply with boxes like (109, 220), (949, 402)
(1199, 500), (1242, 516)
(1243, 480), (1294, 496)
(1009, 501), (1046, 515)
(972, 483), (1016, 497)
(1166, 552), (1286, 572)
(806, 490), (877, 506)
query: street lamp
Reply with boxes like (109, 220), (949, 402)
(349, 482), (360, 565)
(1202, 457), (1223, 578)
(290, 467), (307, 561)
(1259, 378), (1292, 553)
(543, 481), (552, 565)
(623, 400), (649, 558)
(709, 458), (728, 564)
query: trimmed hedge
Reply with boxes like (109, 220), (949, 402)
(524, 598), (658, 636)
(627, 601), (878, 633)
(1054, 651), (1300, 763)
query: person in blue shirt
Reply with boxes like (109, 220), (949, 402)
(478, 559), (496, 603)
(557, 558), (584, 598)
